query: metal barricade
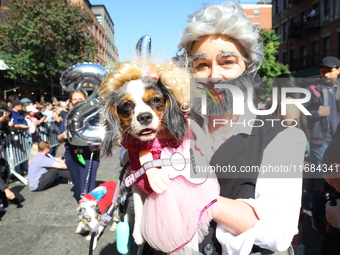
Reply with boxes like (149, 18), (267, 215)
(0, 122), (60, 186)
(1, 129), (30, 185)
(38, 122), (60, 148)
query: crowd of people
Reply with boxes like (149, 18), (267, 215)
(0, 95), (74, 212)
(0, 1), (340, 254)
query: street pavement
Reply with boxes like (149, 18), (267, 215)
(0, 148), (122, 255)
(0, 147), (325, 255)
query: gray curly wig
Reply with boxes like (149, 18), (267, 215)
(178, 2), (264, 79)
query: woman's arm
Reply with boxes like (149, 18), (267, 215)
(214, 197), (259, 235)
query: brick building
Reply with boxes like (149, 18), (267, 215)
(242, 3), (272, 30)
(273, 0), (340, 77)
(71, 0), (106, 66)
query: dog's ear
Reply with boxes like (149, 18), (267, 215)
(161, 84), (188, 141)
(100, 98), (122, 157)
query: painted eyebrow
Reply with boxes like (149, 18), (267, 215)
(217, 50), (249, 63)
(190, 53), (208, 62)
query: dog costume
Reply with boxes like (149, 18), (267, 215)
(122, 134), (219, 254)
(80, 180), (116, 214)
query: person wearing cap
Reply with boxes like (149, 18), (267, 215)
(25, 105), (46, 141)
(9, 100), (29, 129)
(303, 56), (340, 233)
(20, 98), (32, 105)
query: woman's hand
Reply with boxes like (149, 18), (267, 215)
(58, 131), (67, 142)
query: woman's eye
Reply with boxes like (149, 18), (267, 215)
(192, 61), (209, 71)
(222, 60), (234, 66)
(196, 63), (209, 69)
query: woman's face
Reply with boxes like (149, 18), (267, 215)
(71, 92), (86, 106)
(190, 34), (247, 81)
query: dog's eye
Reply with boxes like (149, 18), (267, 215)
(151, 97), (162, 105)
(122, 101), (132, 110)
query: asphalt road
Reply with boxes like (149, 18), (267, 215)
(0, 148), (122, 255)
(0, 147), (324, 255)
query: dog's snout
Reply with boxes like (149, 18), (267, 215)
(137, 112), (153, 126)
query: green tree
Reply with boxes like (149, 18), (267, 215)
(0, 0), (98, 83)
(258, 30), (290, 99)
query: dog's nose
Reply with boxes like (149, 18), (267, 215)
(137, 112), (153, 126)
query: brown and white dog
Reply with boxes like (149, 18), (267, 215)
(98, 60), (218, 254)
(98, 60), (189, 245)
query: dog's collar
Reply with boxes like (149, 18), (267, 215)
(78, 213), (101, 225)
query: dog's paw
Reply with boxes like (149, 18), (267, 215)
(76, 223), (85, 234)
(133, 227), (145, 245)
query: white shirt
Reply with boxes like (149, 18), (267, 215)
(202, 109), (306, 255)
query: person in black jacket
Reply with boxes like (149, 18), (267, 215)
(0, 156), (24, 214)
(303, 56), (340, 232)
(320, 140), (340, 255)
(0, 107), (11, 139)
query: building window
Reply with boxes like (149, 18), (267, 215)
(283, 0), (288, 9)
(274, 0), (279, 15)
(254, 24), (260, 30)
(282, 22), (287, 42)
(95, 15), (102, 25)
(323, 37), (330, 57)
(290, 49), (295, 64)
(312, 41), (319, 65)
(283, 52), (287, 65)
(254, 9), (259, 16)
(324, 0), (331, 22)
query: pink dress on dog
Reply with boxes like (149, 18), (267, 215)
(122, 135), (220, 254)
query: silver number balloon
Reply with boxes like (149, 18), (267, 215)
(136, 34), (151, 72)
(136, 34), (151, 60)
(60, 62), (108, 146)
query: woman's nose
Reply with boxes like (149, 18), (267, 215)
(209, 64), (223, 83)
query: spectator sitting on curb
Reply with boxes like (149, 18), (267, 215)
(28, 143), (39, 165)
(28, 141), (71, 191)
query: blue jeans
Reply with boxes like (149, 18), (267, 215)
(310, 142), (330, 169)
